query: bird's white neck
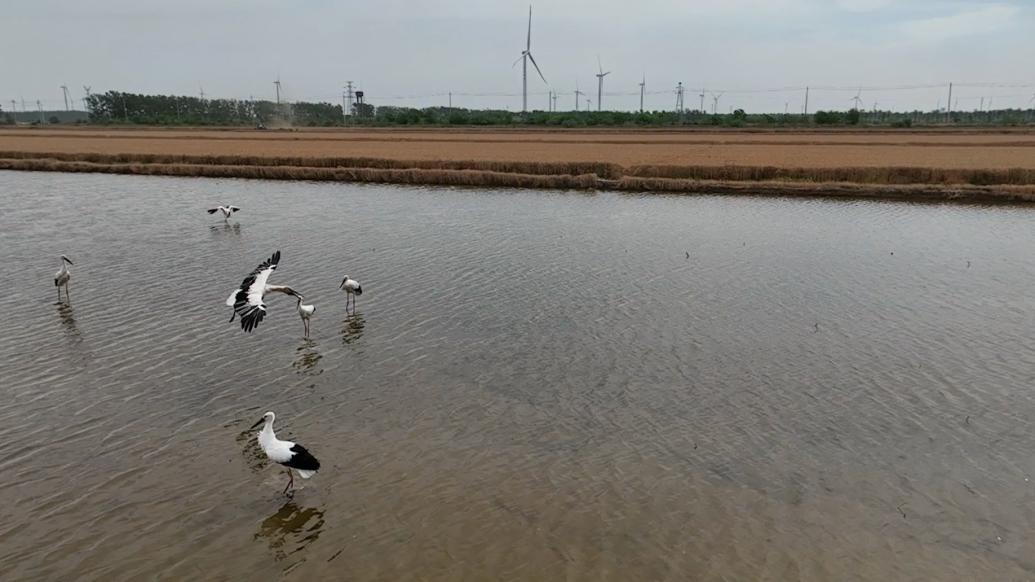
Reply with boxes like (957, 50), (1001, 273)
(258, 420), (277, 447)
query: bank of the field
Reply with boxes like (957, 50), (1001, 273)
(3, 151), (1035, 203)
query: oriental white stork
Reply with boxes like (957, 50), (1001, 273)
(208, 205), (241, 221)
(250, 411), (321, 495)
(225, 251), (300, 332)
(339, 275), (362, 311)
(54, 255), (73, 302)
(296, 296), (315, 338)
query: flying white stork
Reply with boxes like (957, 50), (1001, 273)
(54, 255), (73, 302)
(225, 251), (300, 332)
(339, 274), (362, 311)
(208, 205), (241, 221)
(250, 411), (321, 495)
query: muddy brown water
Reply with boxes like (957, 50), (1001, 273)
(1, 170), (1034, 581)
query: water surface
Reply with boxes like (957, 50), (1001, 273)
(1, 171), (1034, 580)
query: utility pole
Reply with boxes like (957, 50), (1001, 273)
(37, 100), (45, 125)
(675, 82), (684, 113)
(10, 100), (15, 113)
(946, 82), (953, 123)
(199, 85), (205, 100)
(274, 77), (282, 105)
(699, 89), (705, 113)
(60, 85), (70, 111)
(803, 86), (809, 117)
(82, 86), (92, 112)
(448, 91), (452, 110)
(551, 91), (557, 112)
(639, 75), (645, 113)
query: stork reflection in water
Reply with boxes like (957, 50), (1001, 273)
(255, 501), (325, 561)
(341, 311), (365, 345)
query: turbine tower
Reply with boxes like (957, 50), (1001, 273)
(639, 74), (646, 113)
(574, 81), (584, 111)
(60, 85), (71, 111)
(595, 56), (610, 112)
(514, 5), (547, 113)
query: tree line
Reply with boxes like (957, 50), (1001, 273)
(84, 91), (343, 126)
(22, 90), (1029, 128)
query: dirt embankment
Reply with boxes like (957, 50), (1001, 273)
(2, 127), (1035, 202)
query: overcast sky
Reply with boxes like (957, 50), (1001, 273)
(3, 0), (1033, 113)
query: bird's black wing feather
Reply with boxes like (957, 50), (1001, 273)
(353, 285), (362, 296)
(283, 444), (320, 471)
(229, 206), (241, 213)
(207, 208), (219, 214)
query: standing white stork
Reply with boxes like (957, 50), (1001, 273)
(339, 275), (362, 311)
(250, 411), (321, 495)
(208, 205), (241, 221)
(54, 255), (73, 302)
(296, 295), (315, 338)
(225, 251), (301, 332)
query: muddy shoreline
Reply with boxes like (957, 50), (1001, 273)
(3, 153), (1034, 203)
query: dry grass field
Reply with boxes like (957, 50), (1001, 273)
(2, 126), (1035, 201)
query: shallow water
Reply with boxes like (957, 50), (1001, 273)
(1, 170), (1034, 581)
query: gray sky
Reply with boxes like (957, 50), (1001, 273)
(3, 0), (1034, 113)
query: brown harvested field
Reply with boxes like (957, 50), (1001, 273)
(3, 126), (1035, 202)
(3, 127), (1035, 168)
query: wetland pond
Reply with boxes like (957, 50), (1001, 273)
(1, 170), (1034, 580)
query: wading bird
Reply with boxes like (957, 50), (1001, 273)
(250, 411), (320, 495)
(54, 255), (73, 302)
(339, 275), (362, 311)
(208, 205), (241, 221)
(226, 251), (301, 332)
(296, 295), (315, 338)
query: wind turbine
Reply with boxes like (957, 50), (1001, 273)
(514, 5), (547, 113)
(850, 87), (864, 110)
(595, 56), (610, 112)
(574, 81), (584, 111)
(710, 91), (724, 115)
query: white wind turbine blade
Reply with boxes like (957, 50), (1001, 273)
(513, 53), (526, 67)
(527, 52), (547, 85)
(527, 5), (532, 51)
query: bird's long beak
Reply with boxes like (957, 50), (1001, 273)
(64, 257), (74, 265)
(249, 418), (264, 429)
(338, 279), (346, 290)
